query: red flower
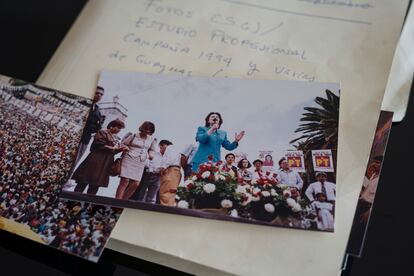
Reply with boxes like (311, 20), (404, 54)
(290, 187), (299, 198)
(208, 155), (214, 161)
(266, 171), (271, 176)
(273, 173), (278, 178)
(187, 183), (195, 190)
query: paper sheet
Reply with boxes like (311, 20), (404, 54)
(37, 0), (408, 275)
(382, 4), (414, 122)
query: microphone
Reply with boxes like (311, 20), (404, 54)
(212, 118), (218, 131)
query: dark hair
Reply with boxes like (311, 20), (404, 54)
(107, 119), (125, 129)
(237, 158), (252, 169)
(139, 121), (155, 134)
(204, 112), (223, 128)
(315, 171), (327, 177)
(253, 159), (263, 165)
(265, 154), (272, 160)
(159, 139), (173, 146)
(96, 86), (104, 92)
(278, 157), (287, 166)
(315, 192), (326, 198)
(225, 153), (235, 159)
(373, 156), (383, 162)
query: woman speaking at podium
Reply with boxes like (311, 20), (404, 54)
(191, 112), (245, 172)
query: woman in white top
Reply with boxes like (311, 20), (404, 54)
(237, 158), (253, 185)
(116, 121), (157, 200)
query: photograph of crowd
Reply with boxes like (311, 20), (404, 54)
(62, 71), (340, 232)
(346, 111), (393, 256)
(0, 77), (122, 261)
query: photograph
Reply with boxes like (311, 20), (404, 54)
(0, 76), (122, 262)
(346, 110), (393, 256)
(62, 70), (341, 232)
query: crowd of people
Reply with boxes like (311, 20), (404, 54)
(0, 89), (122, 261)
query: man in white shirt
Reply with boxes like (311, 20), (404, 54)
(305, 172), (336, 204)
(277, 158), (303, 190)
(158, 140), (182, 206)
(180, 143), (198, 179)
(137, 148), (164, 204)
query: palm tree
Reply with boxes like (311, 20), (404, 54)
(290, 89), (340, 182)
(290, 89), (339, 149)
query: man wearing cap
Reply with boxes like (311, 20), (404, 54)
(305, 172), (336, 204)
(277, 158), (303, 190)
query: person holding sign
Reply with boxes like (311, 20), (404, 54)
(276, 158), (303, 190)
(192, 112), (245, 172)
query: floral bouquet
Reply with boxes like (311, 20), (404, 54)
(176, 156), (238, 210)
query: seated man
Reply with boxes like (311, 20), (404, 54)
(277, 158), (303, 190)
(305, 172), (336, 204)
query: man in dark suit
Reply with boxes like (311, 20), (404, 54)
(74, 86), (105, 165)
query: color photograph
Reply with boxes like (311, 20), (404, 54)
(62, 71), (340, 231)
(346, 110), (393, 256)
(0, 77), (122, 261)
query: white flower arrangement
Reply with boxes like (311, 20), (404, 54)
(292, 204), (302, 212)
(235, 184), (251, 194)
(261, 191), (271, 197)
(283, 190), (292, 198)
(235, 185), (247, 194)
(221, 199), (233, 208)
(252, 187), (261, 195)
(182, 179), (193, 187)
(270, 188), (278, 196)
(278, 184), (288, 189)
(201, 171), (211, 179)
(251, 195), (261, 202)
(230, 209), (238, 217)
(203, 183), (216, 194)
(215, 173), (226, 181)
(264, 203), (275, 213)
(177, 200), (189, 209)
(240, 194), (252, 206)
(286, 198), (302, 212)
(286, 198), (296, 207)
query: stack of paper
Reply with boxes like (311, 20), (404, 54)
(35, 0), (409, 275)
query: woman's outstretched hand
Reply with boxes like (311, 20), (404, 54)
(235, 131), (245, 142)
